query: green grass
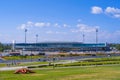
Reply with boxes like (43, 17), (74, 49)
(0, 63), (6, 67)
(1, 56), (120, 68)
(17, 62), (49, 67)
(3, 55), (42, 60)
(56, 61), (120, 67)
(1, 65), (120, 80)
(84, 56), (120, 62)
(0, 62), (49, 68)
(1, 56), (120, 80)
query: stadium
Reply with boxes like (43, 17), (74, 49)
(15, 42), (111, 52)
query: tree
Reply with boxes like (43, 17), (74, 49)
(0, 43), (4, 52)
(0, 43), (11, 52)
(110, 44), (120, 50)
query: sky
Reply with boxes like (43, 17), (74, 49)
(0, 0), (120, 43)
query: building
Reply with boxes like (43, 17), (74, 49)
(15, 42), (111, 52)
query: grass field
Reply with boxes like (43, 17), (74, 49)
(1, 65), (120, 80)
(0, 61), (49, 68)
(3, 55), (42, 60)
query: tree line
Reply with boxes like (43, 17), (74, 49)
(110, 44), (120, 50)
(0, 43), (11, 52)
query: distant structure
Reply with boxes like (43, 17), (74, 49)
(15, 42), (111, 52)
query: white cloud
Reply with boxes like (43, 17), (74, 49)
(75, 24), (99, 33)
(91, 6), (120, 19)
(114, 14), (120, 18)
(55, 31), (67, 34)
(46, 31), (67, 34)
(35, 22), (51, 27)
(63, 24), (70, 28)
(18, 24), (26, 30)
(53, 23), (70, 28)
(18, 22), (51, 30)
(105, 7), (120, 18)
(71, 29), (78, 33)
(14, 20), (120, 43)
(26, 21), (34, 27)
(105, 7), (120, 14)
(46, 23), (51, 27)
(35, 22), (45, 27)
(98, 30), (120, 43)
(71, 26), (120, 43)
(77, 19), (82, 22)
(46, 31), (53, 34)
(18, 21), (34, 30)
(18, 21), (71, 31)
(53, 23), (61, 28)
(91, 6), (103, 14)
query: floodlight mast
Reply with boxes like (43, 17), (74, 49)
(35, 34), (38, 50)
(96, 28), (98, 52)
(25, 29), (27, 50)
(36, 34), (38, 43)
(83, 34), (85, 43)
(96, 28), (98, 44)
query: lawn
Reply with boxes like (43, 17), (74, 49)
(3, 55), (42, 60)
(0, 61), (49, 68)
(0, 65), (120, 80)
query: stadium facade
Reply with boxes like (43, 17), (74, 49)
(15, 42), (111, 52)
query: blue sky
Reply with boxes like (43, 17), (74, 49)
(0, 0), (120, 43)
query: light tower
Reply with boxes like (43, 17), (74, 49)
(96, 28), (98, 44)
(36, 34), (38, 43)
(25, 29), (27, 49)
(95, 28), (98, 52)
(82, 34), (85, 43)
(35, 34), (38, 50)
(12, 40), (15, 51)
